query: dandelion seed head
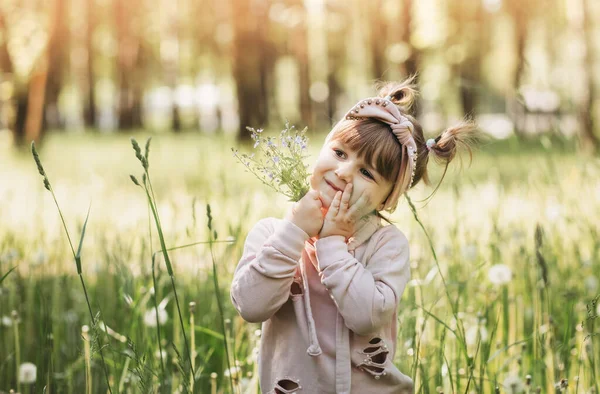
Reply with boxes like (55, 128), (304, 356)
(2, 315), (12, 327)
(488, 264), (512, 285)
(19, 362), (37, 384)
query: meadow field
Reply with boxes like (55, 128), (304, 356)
(0, 130), (599, 393)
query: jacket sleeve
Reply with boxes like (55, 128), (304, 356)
(230, 218), (309, 323)
(314, 226), (411, 336)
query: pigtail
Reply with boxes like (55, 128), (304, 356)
(416, 119), (480, 202)
(429, 120), (479, 167)
(376, 74), (419, 115)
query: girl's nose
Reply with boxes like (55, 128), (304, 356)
(334, 162), (353, 181)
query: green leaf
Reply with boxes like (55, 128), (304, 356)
(75, 202), (92, 273)
(0, 266), (18, 285)
(194, 325), (225, 340)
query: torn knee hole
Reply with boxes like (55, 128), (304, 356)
(274, 378), (301, 393)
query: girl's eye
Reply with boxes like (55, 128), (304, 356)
(361, 168), (374, 179)
(334, 149), (345, 158)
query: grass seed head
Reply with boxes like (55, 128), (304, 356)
(130, 175), (140, 186)
(130, 138), (144, 164)
(31, 142), (46, 177)
(144, 137), (152, 164)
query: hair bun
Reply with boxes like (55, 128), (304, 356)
(376, 75), (419, 114)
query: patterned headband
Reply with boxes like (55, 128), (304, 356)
(342, 95), (417, 211)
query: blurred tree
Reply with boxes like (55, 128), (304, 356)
(0, 11), (12, 74)
(580, 0), (599, 153)
(43, 0), (68, 131)
(446, 0), (488, 118)
(84, 0), (96, 128)
(3, 3), (51, 146)
(400, 0), (422, 116)
(289, 0), (313, 128)
(325, 2), (346, 124)
(232, 0), (272, 140)
(0, 10), (13, 132)
(115, 0), (144, 129)
(505, 0), (534, 138)
(369, 0), (387, 80)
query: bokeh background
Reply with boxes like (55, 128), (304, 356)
(1, 0), (600, 393)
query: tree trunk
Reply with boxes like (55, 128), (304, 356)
(232, 0), (268, 140)
(400, 0), (422, 117)
(505, 0), (530, 138)
(326, 5), (346, 125)
(290, 0), (313, 128)
(580, 0), (599, 153)
(370, 0), (387, 80)
(84, 0), (96, 128)
(115, 0), (143, 130)
(43, 0), (68, 131)
(0, 11), (12, 74)
(447, 0), (483, 118)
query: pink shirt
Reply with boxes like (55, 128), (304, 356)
(231, 216), (414, 393)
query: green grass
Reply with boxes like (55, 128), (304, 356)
(0, 130), (599, 393)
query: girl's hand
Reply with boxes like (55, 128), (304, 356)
(286, 189), (324, 237)
(319, 184), (373, 239)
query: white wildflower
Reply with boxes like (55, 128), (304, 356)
(488, 264), (512, 285)
(502, 374), (524, 393)
(143, 307), (168, 327)
(19, 362), (37, 384)
(253, 140), (260, 148)
(2, 315), (12, 327)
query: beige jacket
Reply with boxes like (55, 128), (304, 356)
(231, 216), (414, 393)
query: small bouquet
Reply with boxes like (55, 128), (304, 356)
(232, 122), (311, 202)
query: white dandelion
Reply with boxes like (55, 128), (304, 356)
(19, 362), (37, 384)
(502, 374), (525, 393)
(488, 264), (512, 285)
(2, 315), (12, 327)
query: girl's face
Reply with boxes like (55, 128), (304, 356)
(310, 139), (395, 211)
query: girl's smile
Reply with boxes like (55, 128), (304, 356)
(310, 140), (394, 211)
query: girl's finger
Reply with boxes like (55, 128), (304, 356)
(327, 191), (342, 219)
(347, 191), (372, 219)
(339, 183), (352, 211)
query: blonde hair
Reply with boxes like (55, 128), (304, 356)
(328, 75), (480, 210)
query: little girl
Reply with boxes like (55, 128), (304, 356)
(231, 77), (478, 394)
